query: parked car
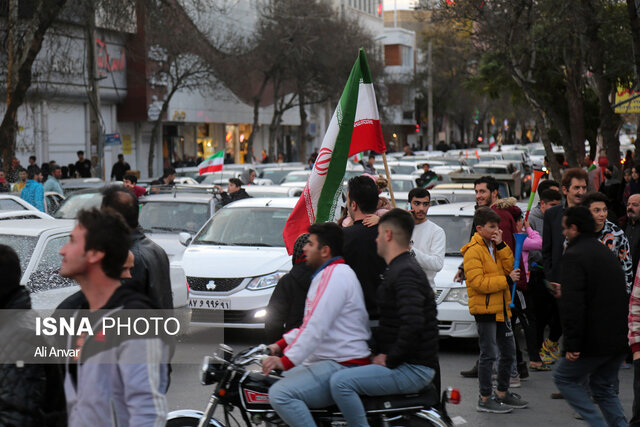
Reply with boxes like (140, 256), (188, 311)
(54, 188), (104, 219)
(180, 197), (297, 328)
(243, 185), (303, 198)
(139, 192), (222, 261)
(280, 170), (312, 187)
(1, 193), (62, 215)
(426, 203), (479, 338)
(260, 165), (306, 185)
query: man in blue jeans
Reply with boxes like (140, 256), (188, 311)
(329, 209), (438, 427)
(553, 206), (629, 426)
(262, 222), (371, 427)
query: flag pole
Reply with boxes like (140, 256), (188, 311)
(382, 152), (396, 208)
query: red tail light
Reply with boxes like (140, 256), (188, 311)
(447, 387), (461, 404)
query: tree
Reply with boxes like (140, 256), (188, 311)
(0, 0), (67, 172)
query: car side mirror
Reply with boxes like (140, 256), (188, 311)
(179, 232), (192, 247)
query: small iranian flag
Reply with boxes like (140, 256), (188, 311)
(282, 49), (386, 254)
(198, 150), (224, 175)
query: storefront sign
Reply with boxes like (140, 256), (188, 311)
(105, 133), (122, 146)
(122, 135), (132, 155)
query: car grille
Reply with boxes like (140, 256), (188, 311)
(438, 321), (453, 330)
(187, 277), (244, 292)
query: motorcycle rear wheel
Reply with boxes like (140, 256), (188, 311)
(166, 416), (225, 427)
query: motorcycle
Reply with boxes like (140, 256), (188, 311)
(166, 344), (461, 427)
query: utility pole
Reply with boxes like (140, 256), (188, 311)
(86, 2), (103, 179)
(427, 40), (434, 150)
(5, 0), (18, 172)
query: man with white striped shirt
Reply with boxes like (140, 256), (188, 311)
(264, 222), (371, 427)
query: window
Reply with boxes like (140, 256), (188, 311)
(401, 45), (413, 67)
(0, 199), (27, 211)
(385, 44), (401, 66)
(28, 235), (76, 292)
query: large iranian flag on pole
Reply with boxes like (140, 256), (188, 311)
(198, 150), (224, 175)
(283, 49), (386, 254)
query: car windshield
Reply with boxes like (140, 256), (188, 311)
(392, 180), (416, 192)
(501, 153), (523, 161)
(140, 201), (211, 234)
(283, 172), (310, 183)
(390, 165), (416, 174)
(474, 166), (509, 174)
(198, 171), (238, 185)
(54, 192), (103, 219)
(0, 198), (27, 211)
(0, 234), (38, 273)
(428, 215), (475, 255)
(261, 169), (302, 184)
(194, 207), (292, 247)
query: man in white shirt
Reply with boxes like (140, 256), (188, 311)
(407, 187), (446, 287)
(263, 222), (371, 427)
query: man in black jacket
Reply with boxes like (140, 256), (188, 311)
(343, 175), (386, 320)
(553, 206), (628, 426)
(265, 233), (313, 342)
(214, 178), (252, 206)
(329, 208), (439, 426)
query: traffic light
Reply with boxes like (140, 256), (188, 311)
(415, 123), (420, 133)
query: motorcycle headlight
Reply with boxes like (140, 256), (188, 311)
(247, 271), (287, 290)
(444, 288), (469, 305)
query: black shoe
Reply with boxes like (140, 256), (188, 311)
(460, 361), (478, 378)
(517, 361), (529, 380)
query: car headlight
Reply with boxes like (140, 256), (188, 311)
(444, 288), (469, 305)
(246, 271), (287, 290)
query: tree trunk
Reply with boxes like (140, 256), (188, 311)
(246, 76), (269, 162)
(534, 111), (563, 181)
(626, 0), (640, 84)
(566, 63), (586, 164)
(298, 88), (308, 163)
(0, 0), (67, 171)
(148, 100), (171, 178)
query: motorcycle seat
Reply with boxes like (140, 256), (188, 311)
(313, 382), (439, 415)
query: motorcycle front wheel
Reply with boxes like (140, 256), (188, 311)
(382, 410), (451, 427)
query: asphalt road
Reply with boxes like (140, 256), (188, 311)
(167, 326), (634, 426)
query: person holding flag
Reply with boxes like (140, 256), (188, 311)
(417, 163), (438, 189)
(282, 49), (387, 255)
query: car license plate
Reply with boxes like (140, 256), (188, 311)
(189, 297), (230, 310)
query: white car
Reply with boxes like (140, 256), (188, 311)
(182, 197), (297, 328)
(0, 218), (190, 328)
(426, 203), (479, 338)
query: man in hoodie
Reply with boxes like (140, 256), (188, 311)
(59, 208), (169, 426)
(20, 168), (44, 212)
(214, 178), (252, 206)
(265, 233), (314, 342)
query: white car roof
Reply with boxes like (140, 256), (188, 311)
(224, 197), (299, 209)
(0, 218), (75, 236)
(140, 193), (215, 203)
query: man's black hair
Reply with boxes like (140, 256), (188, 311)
(408, 187), (431, 204)
(581, 192), (609, 209)
(101, 185), (139, 229)
(77, 150), (84, 156)
(228, 177), (243, 187)
(474, 175), (499, 193)
(29, 155), (36, 162)
(537, 179), (559, 196)
(308, 222), (343, 257)
(379, 208), (414, 247)
(123, 174), (138, 184)
(540, 189), (562, 203)
(368, 154), (375, 160)
(474, 206), (501, 227)
(50, 164), (61, 172)
(27, 167), (40, 180)
(564, 206), (595, 234)
(347, 175), (378, 214)
(117, 154), (124, 159)
(0, 244), (22, 303)
(77, 208), (131, 280)
(163, 167), (176, 178)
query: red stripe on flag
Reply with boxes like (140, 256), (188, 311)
(283, 186), (314, 254)
(349, 119), (385, 156)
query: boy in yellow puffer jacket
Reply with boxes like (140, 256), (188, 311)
(461, 207), (527, 413)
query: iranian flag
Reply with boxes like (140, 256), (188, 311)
(198, 150), (224, 175)
(282, 49), (386, 254)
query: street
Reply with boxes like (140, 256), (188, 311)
(167, 326), (635, 426)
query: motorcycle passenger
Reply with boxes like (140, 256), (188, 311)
(329, 208), (439, 427)
(262, 222), (371, 427)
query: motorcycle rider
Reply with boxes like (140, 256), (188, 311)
(263, 222), (371, 427)
(329, 208), (439, 426)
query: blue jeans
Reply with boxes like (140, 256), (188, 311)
(329, 363), (435, 427)
(553, 353), (627, 427)
(477, 319), (516, 396)
(269, 360), (346, 427)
